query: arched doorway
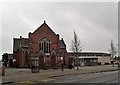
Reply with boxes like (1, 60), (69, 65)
(38, 50), (44, 69)
(24, 50), (30, 67)
(51, 49), (56, 68)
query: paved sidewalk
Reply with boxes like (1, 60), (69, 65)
(2, 65), (119, 84)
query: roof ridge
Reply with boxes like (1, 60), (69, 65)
(33, 20), (56, 35)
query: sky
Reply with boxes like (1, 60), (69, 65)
(0, 1), (118, 59)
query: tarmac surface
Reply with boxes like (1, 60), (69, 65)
(1, 65), (119, 85)
(52, 71), (119, 83)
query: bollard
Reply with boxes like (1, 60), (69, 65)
(61, 63), (64, 71)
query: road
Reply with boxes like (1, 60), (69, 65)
(52, 71), (119, 83)
(2, 65), (119, 84)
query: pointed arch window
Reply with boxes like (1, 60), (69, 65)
(39, 37), (51, 53)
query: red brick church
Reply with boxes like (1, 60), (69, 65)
(13, 20), (68, 68)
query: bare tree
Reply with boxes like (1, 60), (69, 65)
(71, 30), (82, 70)
(109, 40), (117, 67)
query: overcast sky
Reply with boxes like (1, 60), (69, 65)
(1, 2), (118, 59)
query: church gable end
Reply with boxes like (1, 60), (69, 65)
(12, 20), (68, 68)
(33, 20), (56, 35)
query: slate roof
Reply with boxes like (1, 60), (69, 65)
(59, 38), (66, 49)
(13, 38), (29, 52)
(21, 38), (29, 47)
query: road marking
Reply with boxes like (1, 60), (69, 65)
(106, 82), (110, 83)
(40, 78), (56, 83)
(17, 80), (35, 84)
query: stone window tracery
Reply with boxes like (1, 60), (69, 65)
(39, 37), (51, 53)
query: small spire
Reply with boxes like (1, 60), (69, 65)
(44, 20), (46, 23)
(20, 36), (22, 39)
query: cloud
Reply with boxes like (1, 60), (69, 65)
(1, 2), (118, 59)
